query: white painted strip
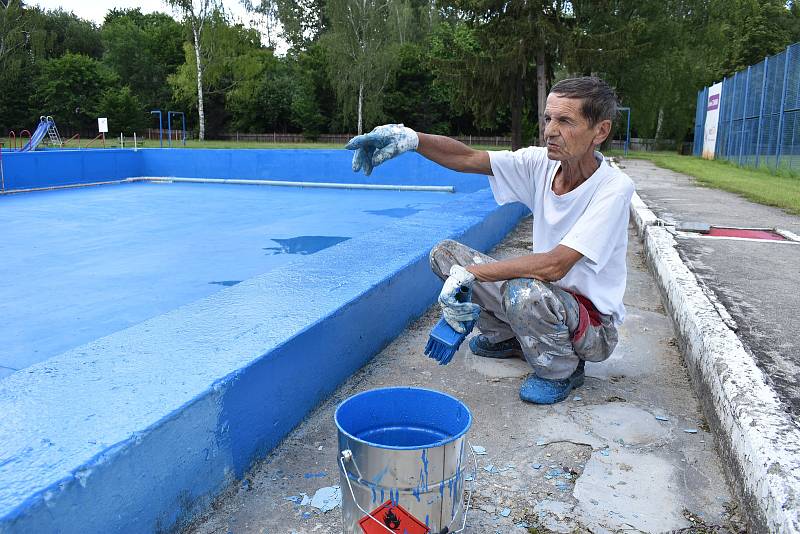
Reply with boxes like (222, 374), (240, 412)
(127, 176), (455, 193)
(776, 228), (800, 242)
(0, 179), (124, 195)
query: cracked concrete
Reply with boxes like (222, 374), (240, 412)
(183, 217), (743, 534)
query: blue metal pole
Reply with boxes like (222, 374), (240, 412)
(168, 112), (186, 148)
(167, 112), (172, 148)
(725, 76), (736, 160)
(738, 66), (751, 166)
(625, 109), (630, 156)
(756, 57), (769, 169)
(150, 110), (163, 148)
(755, 57), (768, 168)
(776, 49), (791, 169)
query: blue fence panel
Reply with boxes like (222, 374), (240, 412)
(717, 77), (734, 159)
(693, 89), (706, 156)
(692, 41), (800, 171)
(781, 44), (800, 171)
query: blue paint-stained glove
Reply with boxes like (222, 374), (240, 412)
(439, 265), (481, 334)
(345, 124), (419, 176)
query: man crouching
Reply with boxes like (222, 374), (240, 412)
(346, 76), (633, 404)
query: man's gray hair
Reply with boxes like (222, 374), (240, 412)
(550, 76), (618, 126)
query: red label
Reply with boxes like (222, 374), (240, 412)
(359, 500), (430, 534)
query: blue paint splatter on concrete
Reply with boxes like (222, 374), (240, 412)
(364, 207), (422, 218)
(263, 236), (350, 255)
(304, 471), (326, 479)
(209, 280), (243, 287)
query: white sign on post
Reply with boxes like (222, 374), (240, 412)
(702, 83), (723, 159)
(98, 117), (108, 133)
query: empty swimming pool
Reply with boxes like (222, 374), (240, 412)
(0, 180), (462, 377)
(0, 148), (526, 533)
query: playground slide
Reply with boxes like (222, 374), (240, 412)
(19, 119), (52, 152)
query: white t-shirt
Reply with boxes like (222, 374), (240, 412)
(488, 147), (634, 325)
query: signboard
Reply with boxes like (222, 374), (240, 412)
(702, 82), (723, 159)
(359, 500), (429, 534)
(98, 118), (108, 134)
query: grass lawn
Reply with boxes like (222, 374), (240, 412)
(609, 150), (800, 215)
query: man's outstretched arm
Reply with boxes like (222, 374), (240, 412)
(416, 133), (492, 175)
(345, 124), (492, 176)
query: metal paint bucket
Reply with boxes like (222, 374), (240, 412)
(335, 387), (475, 534)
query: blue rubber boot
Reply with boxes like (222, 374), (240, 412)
(519, 361), (585, 404)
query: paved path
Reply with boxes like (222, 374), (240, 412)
(620, 158), (800, 418)
(184, 217), (742, 534)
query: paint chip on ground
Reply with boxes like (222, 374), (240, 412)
(309, 486), (341, 512)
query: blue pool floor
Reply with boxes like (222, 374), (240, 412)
(1, 182), (458, 377)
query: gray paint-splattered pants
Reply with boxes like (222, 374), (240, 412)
(429, 239), (618, 380)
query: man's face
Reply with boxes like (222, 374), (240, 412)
(543, 93), (610, 162)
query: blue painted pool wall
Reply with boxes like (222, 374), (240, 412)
(2, 149), (142, 191)
(0, 181), (525, 531)
(1, 149), (487, 193)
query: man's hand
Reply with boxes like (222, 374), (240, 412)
(439, 265), (481, 333)
(345, 124), (419, 176)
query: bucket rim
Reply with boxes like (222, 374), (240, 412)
(334, 386), (472, 450)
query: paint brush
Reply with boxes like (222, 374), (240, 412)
(424, 286), (475, 365)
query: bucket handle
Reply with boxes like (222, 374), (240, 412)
(339, 441), (479, 534)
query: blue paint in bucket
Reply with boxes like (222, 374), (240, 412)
(336, 387), (473, 532)
(335, 387), (472, 450)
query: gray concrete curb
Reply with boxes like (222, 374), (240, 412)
(625, 183), (800, 532)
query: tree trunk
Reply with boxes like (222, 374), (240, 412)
(655, 107), (664, 141)
(192, 26), (206, 141)
(357, 81), (364, 135)
(511, 73), (524, 150)
(536, 49), (547, 147)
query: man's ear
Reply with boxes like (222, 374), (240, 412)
(593, 119), (612, 146)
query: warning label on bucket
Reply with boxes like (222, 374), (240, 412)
(359, 500), (429, 533)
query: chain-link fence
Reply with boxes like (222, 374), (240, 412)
(694, 42), (800, 170)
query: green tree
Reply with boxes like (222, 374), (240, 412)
(430, 1), (568, 149)
(321, 0), (403, 134)
(381, 42), (455, 134)
(32, 52), (117, 133)
(271, 0), (328, 51)
(0, 0), (33, 131)
(98, 86), (149, 135)
(25, 7), (103, 60)
(290, 71), (326, 138)
(170, 10), (292, 135)
(101, 9), (184, 110)
(165, 0), (219, 140)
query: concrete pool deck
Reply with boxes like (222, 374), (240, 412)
(621, 158), (800, 532)
(0, 148), (526, 532)
(185, 218), (744, 534)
